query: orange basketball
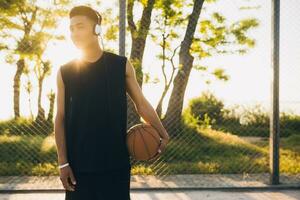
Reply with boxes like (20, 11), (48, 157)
(126, 123), (162, 161)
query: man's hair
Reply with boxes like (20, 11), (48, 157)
(69, 5), (102, 25)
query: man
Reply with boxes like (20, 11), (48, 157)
(54, 5), (170, 200)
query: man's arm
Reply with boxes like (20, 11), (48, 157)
(54, 68), (76, 191)
(54, 68), (68, 165)
(125, 59), (170, 142)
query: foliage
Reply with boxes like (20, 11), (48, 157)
(187, 91), (225, 127)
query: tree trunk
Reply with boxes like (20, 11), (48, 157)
(163, 50), (194, 136)
(46, 92), (55, 134)
(127, 37), (147, 127)
(156, 100), (162, 119)
(163, 0), (204, 137)
(127, 0), (156, 128)
(36, 78), (45, 122)
(156, 86), (169, 119)
(47, 92), (55, 122)
(13, 59), (25, 119)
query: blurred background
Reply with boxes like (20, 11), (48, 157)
(0, 0), (299, 190)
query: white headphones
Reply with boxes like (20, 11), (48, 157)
(93, 9), (105, 50)
(93, 9), (102, 36)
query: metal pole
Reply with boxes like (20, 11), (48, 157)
(270, 0), (280, 185)
(119, 0), (126, 56)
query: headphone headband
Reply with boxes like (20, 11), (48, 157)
(94, 10), (102, 25)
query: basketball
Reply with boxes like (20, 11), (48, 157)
(126, 123), (162, 161)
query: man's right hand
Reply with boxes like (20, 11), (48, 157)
(59, 165), (76, 191)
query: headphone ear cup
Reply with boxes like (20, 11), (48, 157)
(94, 24), (101, 36)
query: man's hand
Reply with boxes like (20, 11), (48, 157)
(59, 165), (76, 191)
(148, 137), (170, 162)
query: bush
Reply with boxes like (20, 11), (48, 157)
(188, 91), (225, 126)
(281, 112), (300, 130)
(185, 99), (300, 137)
(215, 104), (300, 137)
(0, 117), (53, 136)
(0, 117), (33, 135)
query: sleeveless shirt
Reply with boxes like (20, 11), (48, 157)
(60, 51), (131, 173)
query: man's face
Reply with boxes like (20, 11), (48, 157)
(69, 15), (96, 49)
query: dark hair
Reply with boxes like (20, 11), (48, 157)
(69, 5), (102, 25)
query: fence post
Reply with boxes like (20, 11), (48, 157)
(270, 0), (280, 185)
(119, 0), (126, 56)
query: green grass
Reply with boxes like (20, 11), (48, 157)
(0, 133), (58, 176)
(157, 125), (269, 174)
(1, 106), (299, 176)
(213, 123), (299, 138)
(253, 134), (300, 174)
(0, 123), (299, 176)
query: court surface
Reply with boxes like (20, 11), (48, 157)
(0, 190), (299, 200)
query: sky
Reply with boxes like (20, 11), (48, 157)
(0, 0), (299, 120)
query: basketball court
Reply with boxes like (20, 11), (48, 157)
(0, 190), (300, 200)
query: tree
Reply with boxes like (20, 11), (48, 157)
(127, 0), (157, 126)
(0, 0), (69, 119)
(150, 0), (184, 118)
(159, 0), (259, 136)
(34, 58), (51, 122)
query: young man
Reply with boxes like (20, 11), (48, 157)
(54, 5), (170, 200)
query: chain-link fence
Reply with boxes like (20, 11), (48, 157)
(279, 0), (300, 186)
(0, 0), (299, 191)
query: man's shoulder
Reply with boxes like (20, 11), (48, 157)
(60, 58), (78, 71)
(105, 51), (127, 62)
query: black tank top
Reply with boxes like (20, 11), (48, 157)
(60, 51), (131, 173)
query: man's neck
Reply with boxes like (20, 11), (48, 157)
(81, 43), (103, 63)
